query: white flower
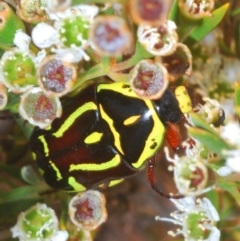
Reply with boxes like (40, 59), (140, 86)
(179, 0), (214, 20)
(188, 52), (239, 106)
(0, 31), (46, 93)
(198, 28), (223, 55)
(32, 23), (58, 48)
(11, 203), (69, 241)
(164, 146), (209, 196)
(31, 5), (99, 63)
(19, 87), (62, 128)
(216, 166), (233, 176)
(137, 20), (178, 56)
(194, 97), (224, 125)
(218, 121), (240, 173)
(156, 196), (220, 241)
(14, 29), (31, 51)
(68, 190), (107, 231)
(221, 149), (240, 173)
(51, 231), (69, 241)
(220, 121), (240, 147)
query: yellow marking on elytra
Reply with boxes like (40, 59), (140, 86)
(97, 82), (137, 98)
(38, 135), (49, 156)
(45, 125), (51, 131)
(108, 179), (124, 187)
(53, 102), (97, 138)
(84, 132), (103, 144)
(98, 82), (165, 169)
(132, 100), (165, 169)
(175, 86), (192, 113)
(49, 160), (62, 181)
(68, 176), (86, 191)
(69, 154), (121, 171)
(123, 115), (141, 125)
(99, 104), (124, 154)
(98, 179), (123, 188)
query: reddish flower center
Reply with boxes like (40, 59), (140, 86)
(190, 167), (204, 187)
(136, 70), (154, 90)
(48, 64), (65, 84)
(162, 48), (190, 78)
(35, 94), (55, 121)
(138, 0), (164, 21)
(40, 59), (73, 93)
(104, 24), (120, 42)
(75, 199), (94, 221)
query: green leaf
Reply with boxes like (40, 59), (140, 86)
(188, 3), (229, 42)
(189, 113), (222, 135)
(101, 56), (111, 73)
(15, 117), (34, 140)
(72, 63), (105, 94)
(231, 7), (240, 17)
(0, 186), (40, 203)
(217, 177), (240, 205)
(112, 42), (153, 72)
(0, 164), (22, 181)
(0, 2), (26, 50)
(169, 0), (180, 23)
(59, 193), (71, 229)
(107, 72), (129, 82)
(188, 127), (231, 157)
(4, 92), (20, 113)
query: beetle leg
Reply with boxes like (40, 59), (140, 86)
(165, 122), (185, 152)
(148, 156), (184, 199)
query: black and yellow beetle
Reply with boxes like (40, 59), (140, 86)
(30, 81), (184, 198)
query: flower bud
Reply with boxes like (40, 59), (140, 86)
(0, 2), (25, 49)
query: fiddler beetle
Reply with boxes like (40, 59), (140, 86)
(30, 81), (186, 198)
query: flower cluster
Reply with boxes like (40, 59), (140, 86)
(2, 0), (240, 241)
(0, 0), (195, 128)
(11, 190), (107, 241)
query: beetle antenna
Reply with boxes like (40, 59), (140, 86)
(148, 157), (185, 199)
